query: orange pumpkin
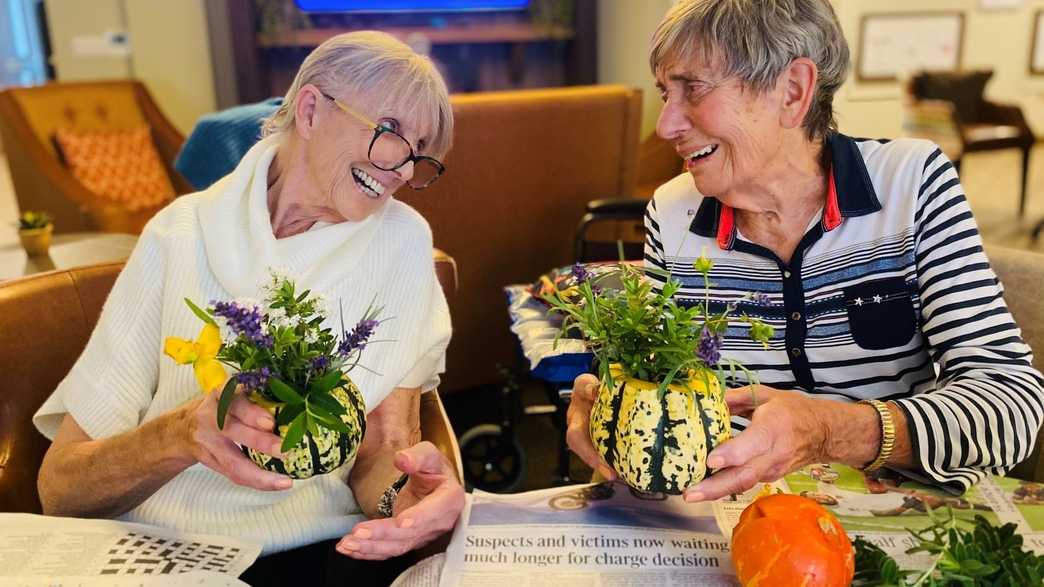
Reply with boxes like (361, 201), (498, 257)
(731, 493), (854, 587)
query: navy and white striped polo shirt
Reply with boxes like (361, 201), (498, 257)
(644, 132), (1044, 492)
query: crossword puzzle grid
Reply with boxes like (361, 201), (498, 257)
(98, 533), (242, 575)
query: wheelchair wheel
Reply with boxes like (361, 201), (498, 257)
(459, 424), (525, 493)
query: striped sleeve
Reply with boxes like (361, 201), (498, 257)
(892, 147), (1044, 492)
(644, 197), (668, 277)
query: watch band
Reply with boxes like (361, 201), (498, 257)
(376, 473), (409, 518)
(859, 399), (896, 473)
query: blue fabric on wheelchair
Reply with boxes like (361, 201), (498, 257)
(505, 284), (593, 385)
(174, 98), (283, 190)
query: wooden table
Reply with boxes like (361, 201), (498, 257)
(0, 232), (138, 280)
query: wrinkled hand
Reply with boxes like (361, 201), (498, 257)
(683, 385), (832, 502)
(338, 441), (465, 560)
(565, 373), (617, 481)
(178, 387), (291, 491)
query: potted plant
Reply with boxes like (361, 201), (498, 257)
(542, 258), (772, 494)
(164, 270), (381, 479)
(18, 211), (53, 257)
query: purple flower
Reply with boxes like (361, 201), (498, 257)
(571, 263), (591, 284)
(211, 300), (273, 348)
(311, 355), (330, 374)
(696, 327), (723, 366)
(751, 292), (770, 305)
(236, 367), (272, 393)
(338, 318), (379, 357)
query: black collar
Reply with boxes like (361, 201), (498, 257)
(688, 132), (883, 247)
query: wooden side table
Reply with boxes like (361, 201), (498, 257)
(0, 232), (137, 280)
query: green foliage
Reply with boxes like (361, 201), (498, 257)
(18, 210), (52, 230)
(541, 257), (772, 394)
(198, 270), (381, 448)
(853, 508), (1044, 586)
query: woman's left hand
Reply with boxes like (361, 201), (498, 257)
(682, 385), (843, 502)
(337, 441), (465, 560)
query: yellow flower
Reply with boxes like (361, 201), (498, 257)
(164, 323), (226, 392)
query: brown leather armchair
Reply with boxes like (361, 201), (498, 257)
(986, 245), (1044, 483)
(909, 70), (1036, 217)
(0, 80), (194, 235)
(0, 251), (461, 514)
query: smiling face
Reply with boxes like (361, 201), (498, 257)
(654, 56), (789, 204)
(303, 89), (434, 222)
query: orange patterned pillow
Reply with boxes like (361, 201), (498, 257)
(54, 126), (176, 212)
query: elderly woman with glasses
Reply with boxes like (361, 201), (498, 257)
(568, 0), (1043, 502)
(33, 31), (460, 584)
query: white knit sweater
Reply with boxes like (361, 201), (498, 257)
(33, 136), (451, 554)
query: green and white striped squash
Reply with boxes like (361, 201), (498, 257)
(591, 364), (730, 494)
(244, 381), (367, 479)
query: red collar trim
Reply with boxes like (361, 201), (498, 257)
(715, 166), (841, 249)
(822, 168), (842, 232)
(716, 204), (735, 250)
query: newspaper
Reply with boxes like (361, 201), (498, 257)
(425, 466), (1044, 586)
(0, 514), (259, 584)
(438, 482), (738, 587)
(715, 463), (1044, 568)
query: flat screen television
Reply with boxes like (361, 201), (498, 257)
(294, 0), (529, 12)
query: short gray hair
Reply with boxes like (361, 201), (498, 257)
(650, 0), (849, 140)
(262, 31), (453, 158)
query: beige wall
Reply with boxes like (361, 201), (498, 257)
(834, 0), (1044, 138)
(598, 0), (1044, 140)
(45, 0), (131, 80)
(44, 0), (216, 134)
(598, 0), (673, 138)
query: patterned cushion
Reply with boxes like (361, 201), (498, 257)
(54, 126), (176, 211)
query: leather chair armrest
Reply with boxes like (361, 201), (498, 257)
(419, 390), (462, 484)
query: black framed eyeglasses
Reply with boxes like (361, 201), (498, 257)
(319, 90), (444, 190)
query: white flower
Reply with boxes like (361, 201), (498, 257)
(261, 266), (292, 300)
(304, 329), (319, 344)
(268, 307), (292, 329)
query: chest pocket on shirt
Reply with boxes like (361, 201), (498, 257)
(844, 277), (917, 350)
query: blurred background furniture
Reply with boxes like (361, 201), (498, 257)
(174, 97), (283, 191)
(987, 244), (1044, 483)
(908, 70), (1035, 217)
(634, 132), (681, 198)
(0, 232), (137, 280)
(0, 80), (193, 235)
(397, 84), (643, 393)
(0, 250), (461, 514)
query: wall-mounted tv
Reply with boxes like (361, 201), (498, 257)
(294, 0), (530, 12)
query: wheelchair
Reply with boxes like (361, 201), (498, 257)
(459, 198), (648, 493)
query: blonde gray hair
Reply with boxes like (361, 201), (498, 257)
(262, 30), (453, 158)
(650, 0), (849, 140)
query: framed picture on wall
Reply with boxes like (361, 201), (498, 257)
(1032, 10), (1044, 75)
(856, 12), (965, 82)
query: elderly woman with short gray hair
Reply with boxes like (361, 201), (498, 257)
(569, 0), (1044, 500)
(34, 31), (461, 584)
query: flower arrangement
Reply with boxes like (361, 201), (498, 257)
(164, 270), (381, 479)
(540, 256), (772, 493)
(544, 257), (772, 393)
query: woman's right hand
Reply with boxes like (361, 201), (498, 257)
(178, 388), (292, 491)
(566, 373), (617, 481)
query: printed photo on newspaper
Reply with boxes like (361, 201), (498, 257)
(716, 463), (1044, 568)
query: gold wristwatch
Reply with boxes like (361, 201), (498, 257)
(859, 399), (895, 472)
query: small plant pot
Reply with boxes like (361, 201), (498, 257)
(19, 225), (53, 257)
(591, 364), (731, 494)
